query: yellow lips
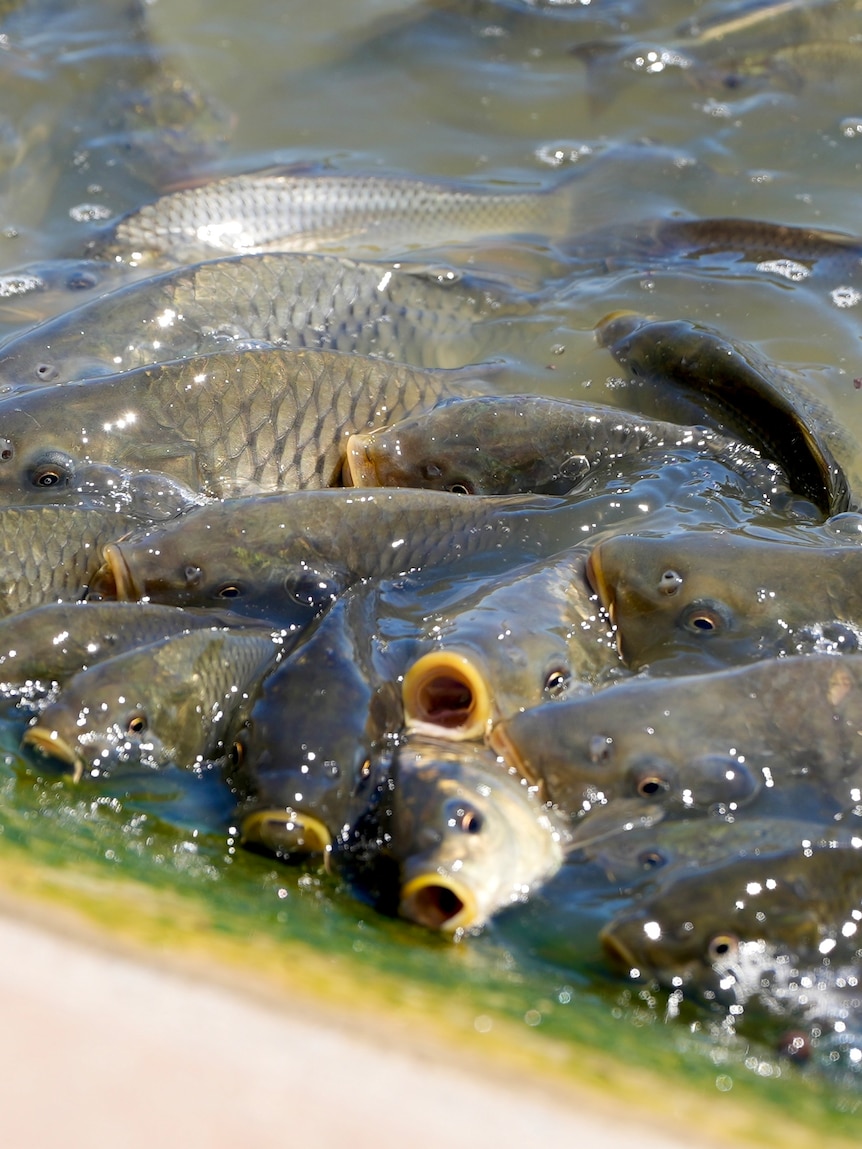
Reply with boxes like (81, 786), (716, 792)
(399, 872), (478, 934)
(88, 542), (141, 601)
(401, 650), (493, 741)
(240, 807), (331, 857)
(343, 433), (378, 487)
(585, 544), (616, 627)
(21, 725), (85, 783)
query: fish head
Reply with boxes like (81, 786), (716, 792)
(389, 739), (564, 934)
(0, 345), (121, 391)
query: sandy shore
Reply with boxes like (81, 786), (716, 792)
(0, 906), (715, 1149)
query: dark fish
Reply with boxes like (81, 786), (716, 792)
(0, 252), (528, 390)
(0, 504), (134, 617)
(88, 165), (580, 267)
(345, 392), (792, 500)
(0, 600), (259, 690)
(490, 654), (862, 818)
(333, 737), (565, 935)
(230, 583), (403, 858)
(0, 347), (485, 504)
(22, 627), (282, 780)
(587, 526), (862, 669)
(596, 311), (852, 515)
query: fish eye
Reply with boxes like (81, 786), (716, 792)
(635, 774), (670, 798)
(657, 569), (683, 596)
(28, 451), (74, 489)
(217, 583), (243, 599)
(707, 933), (739, 962)
(125, 712), (147, 735)
(444, 799), (484, 834)
(637, 849), (667, 870)
(227, 735), (245, 768)
(447, 480), (474, 496)
(544, 666), (570, 699)
(34, 362), (58, 383)
(679, 600), (730, 636)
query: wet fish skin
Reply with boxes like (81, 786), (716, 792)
(0, 347), (484, 504)
(0, 600), (261, 690)
(89, 488), (592, 627)
(587, 528), (862, 670)
(88, 166), (579, 267)
(490, 654), (862, 818)
(346, 392), (790, 499)
(0, 504), (134, 618)
(596, 311), (852, 515)
(600, 838), (862, 998)
(0, 252), (527, 390)
(333, 736), (565, 934)
(22, 627), (282, 779)
(229, 583), (404, 858)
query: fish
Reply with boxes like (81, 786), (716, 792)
(229, 582), (403, 858)
(87, 165), (581, 267)
(587, 527), (862, 670)
(600, 836), (862, 998)
(88, 488), (586, 627)
(707, 40), (862, 93)
(345, 392), (793, 501)
(0, 347), (487, 504)
(22, 626), (282, 781)
(332, 736), (565, 935)
(0, 251), (529, 390)
(596, 311), (852, 515)
(0, 600), (259, 691)
(490, 654), (862, 819)
(0, 504), (134, 617)
(400, 548), (618, 741)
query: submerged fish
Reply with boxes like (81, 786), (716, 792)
(401, 549), (618, 741)
(333, 737), (565, 934)
(23, 627), (281, 780)
(88, 165), (580, 267)
(345, 392), (792, 500)
(601, 837), (862, 998)
(0, 347), (485, 504)
(0, 600), (256, 690)
(587, 527), (862, 669)
(0, 251), (528, 390)
(0, 504), (133, 617)
(230, 583), (403, 858)
(596, 311), (852, 515)
(490, 654), (862, 818)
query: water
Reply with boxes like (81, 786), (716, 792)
(2, 0), (862, 1138)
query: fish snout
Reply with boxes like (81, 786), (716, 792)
(240, 807), (331, 858)
(89, 542), (141, 601)
(343, 433), (378, 487)
(399, 871), (478, 934)
(402, 650), (493, 741)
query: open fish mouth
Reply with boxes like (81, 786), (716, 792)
(401, 650), (492, 741)
(584, 546), (615, 626)
(399, 872), (478, 934)
(342, 433), (378, 487)
(21, 725), (85, 783)
(90, 542), (141, 601)
(240, 807), (331, 857)
(598, 922), (643, 976)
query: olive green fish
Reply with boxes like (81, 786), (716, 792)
(596, 311), (852, 515)
(23, 626), (282, 780)
(0, 504), (134, 618)
(333, 737), (565, 935)
(88, 165), (580, 267)
(0, 347), (486, 505)
(89, 488), (584, 628)
(0, 251), (528, 391)
(0, 600), (259, 690)
(345, 393), (792, 500)
(587, 526), (862, 670)
(490, 654), (862, 819)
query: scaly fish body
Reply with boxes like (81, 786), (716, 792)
(333, 737), (565, 934)
(0, 251), (527, 389)
(0, 347), (486, 503)
(346, 393), (790, 499)
(596, 311), (852, 514)
(90, 167), (578, 266)
(490, 654), (862, 817)
(22, 626), (281, 779)
(587, 527), (862, 669)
